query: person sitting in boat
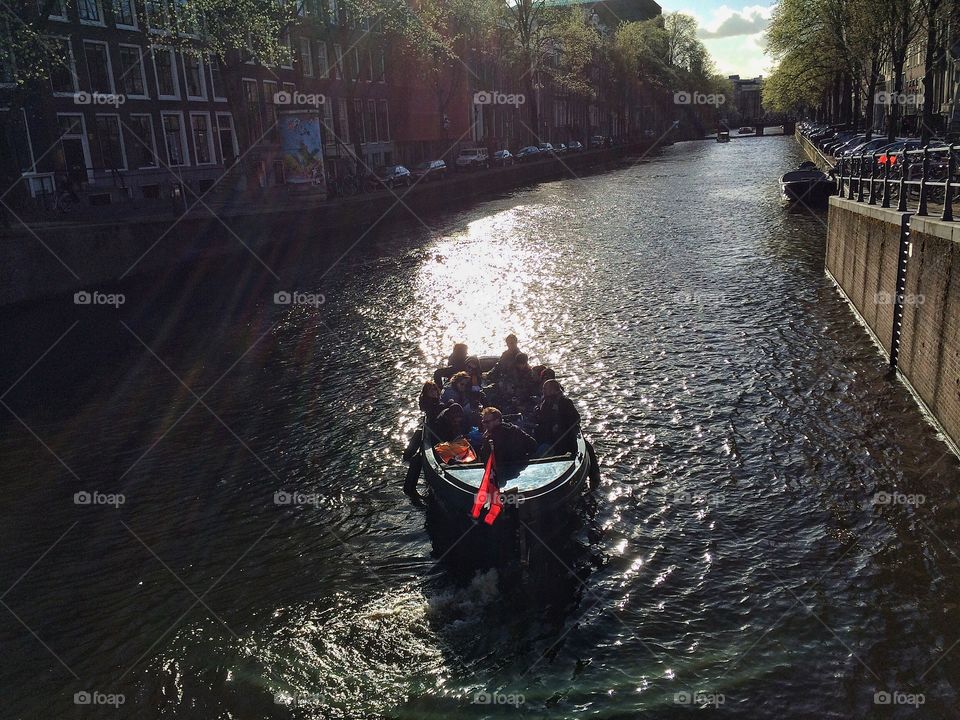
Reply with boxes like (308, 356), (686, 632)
(433, 343), (470, 387)
(511, 353), (541, 399)
(435, 403), (470, 442)
(464, 356), (487, 406)
(538, 367), (556, 390)
(478, 407), (536, 465)
(441, 371), (475, 410)
(533, 379), (580, 456)
(418, 380), (443, 422)
(485, 334), (521, 382)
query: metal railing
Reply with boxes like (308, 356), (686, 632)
(835, 144), (958, 221)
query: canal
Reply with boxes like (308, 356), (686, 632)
(2, 135), (959, 718)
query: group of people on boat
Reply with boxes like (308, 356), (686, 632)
(403, 334), (599, 496)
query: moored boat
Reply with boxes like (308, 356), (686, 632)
(779, 161), (836, 204)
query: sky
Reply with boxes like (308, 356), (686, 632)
(658, 1), (776, 79)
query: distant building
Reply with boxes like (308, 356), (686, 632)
(728, 75), (764, 125)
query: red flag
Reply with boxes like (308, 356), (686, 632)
(471, 449), (495, 519)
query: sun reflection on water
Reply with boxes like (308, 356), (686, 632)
(413, 208), (550, 363)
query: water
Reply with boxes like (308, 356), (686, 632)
(2, 136), (959, 719)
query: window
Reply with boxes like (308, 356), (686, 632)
(263, 80), (278, 140)
(349, 48), (359, 81)
(190, 113), (213, 164)
(78, 0), (104, 24)
(321, 99), (334, 144)
(353, 98), (364, 143)
(337, 98), (349, 140)
(54, 114), (91, 181)
(299, 38), (313, 76)
(208, 55), (226, 100)
(242, 79), (261, 145)
(113, 0), (136, 27)
(117, 45), (147, 97)
(333, 44), (342, 79)
(280, 33), (293, 69)
(153, 48), (178, 98)
(328, 0), (338, 23)
(92, 115), (125, 169)
(172, 0), (197, 34)
(161, 112), (188, 165)
(44, 0), (68, 20)
(366, 99), (377, 142)
(316, 41), (328, 77)
(127, 114), (157, 167)
(146, 0), (170, 30)
(49, 37), (78, 94)
(182, 53), (205, 98)
(377, 99), (389, 141)
(216, 113), (238, 165)
(83, 41), (113, 94)
(374, 49), (385, 83)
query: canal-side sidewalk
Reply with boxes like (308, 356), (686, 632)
(811, 132), (960, 459)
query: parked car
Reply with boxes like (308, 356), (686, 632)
(455, 147), (489, 170)
(492, 149), (514, 167)
(411, 159), (448, 182)
(375, 165), (412, 189)
(515, 146), (540, 162)
(566, 140), (584, 152)
(537, 143), (555, 156)
(590, 135), (607, 148)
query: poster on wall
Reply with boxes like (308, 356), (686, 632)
(279, 110), (326, 197)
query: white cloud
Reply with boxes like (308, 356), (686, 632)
(697, 5), (775, 39)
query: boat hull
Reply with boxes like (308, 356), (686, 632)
(422, 431), (590, 557)
(780, 178), (836, 204)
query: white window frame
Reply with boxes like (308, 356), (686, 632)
(78, 0), (106, 26)
(208, 54), (227, 101)
(377, 48), (385, 83)
(280, 33), (293, 69)
(50, 36), (79, 96)
(92, 112), (128, 171)
(127, 112), (158, 168)
(189, 111), (215, 165)
(328, 0), (338, 24)
(215, 111), (239, 164)
(82, 39), (115, 95)
(152, 47), (180, 99)
(181, 52), (207, 100)
(117, 44), (149, 99)
(299, 37), (313, 76)
(44, 0), (68, 21)
(56, 112), (93, 182)
(145, 0), (171, 33)
(112, 0), (137, 28)
(316, 40), (328, 77)
(160, 110), (190, 166)
(334, 44), (342, 79)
